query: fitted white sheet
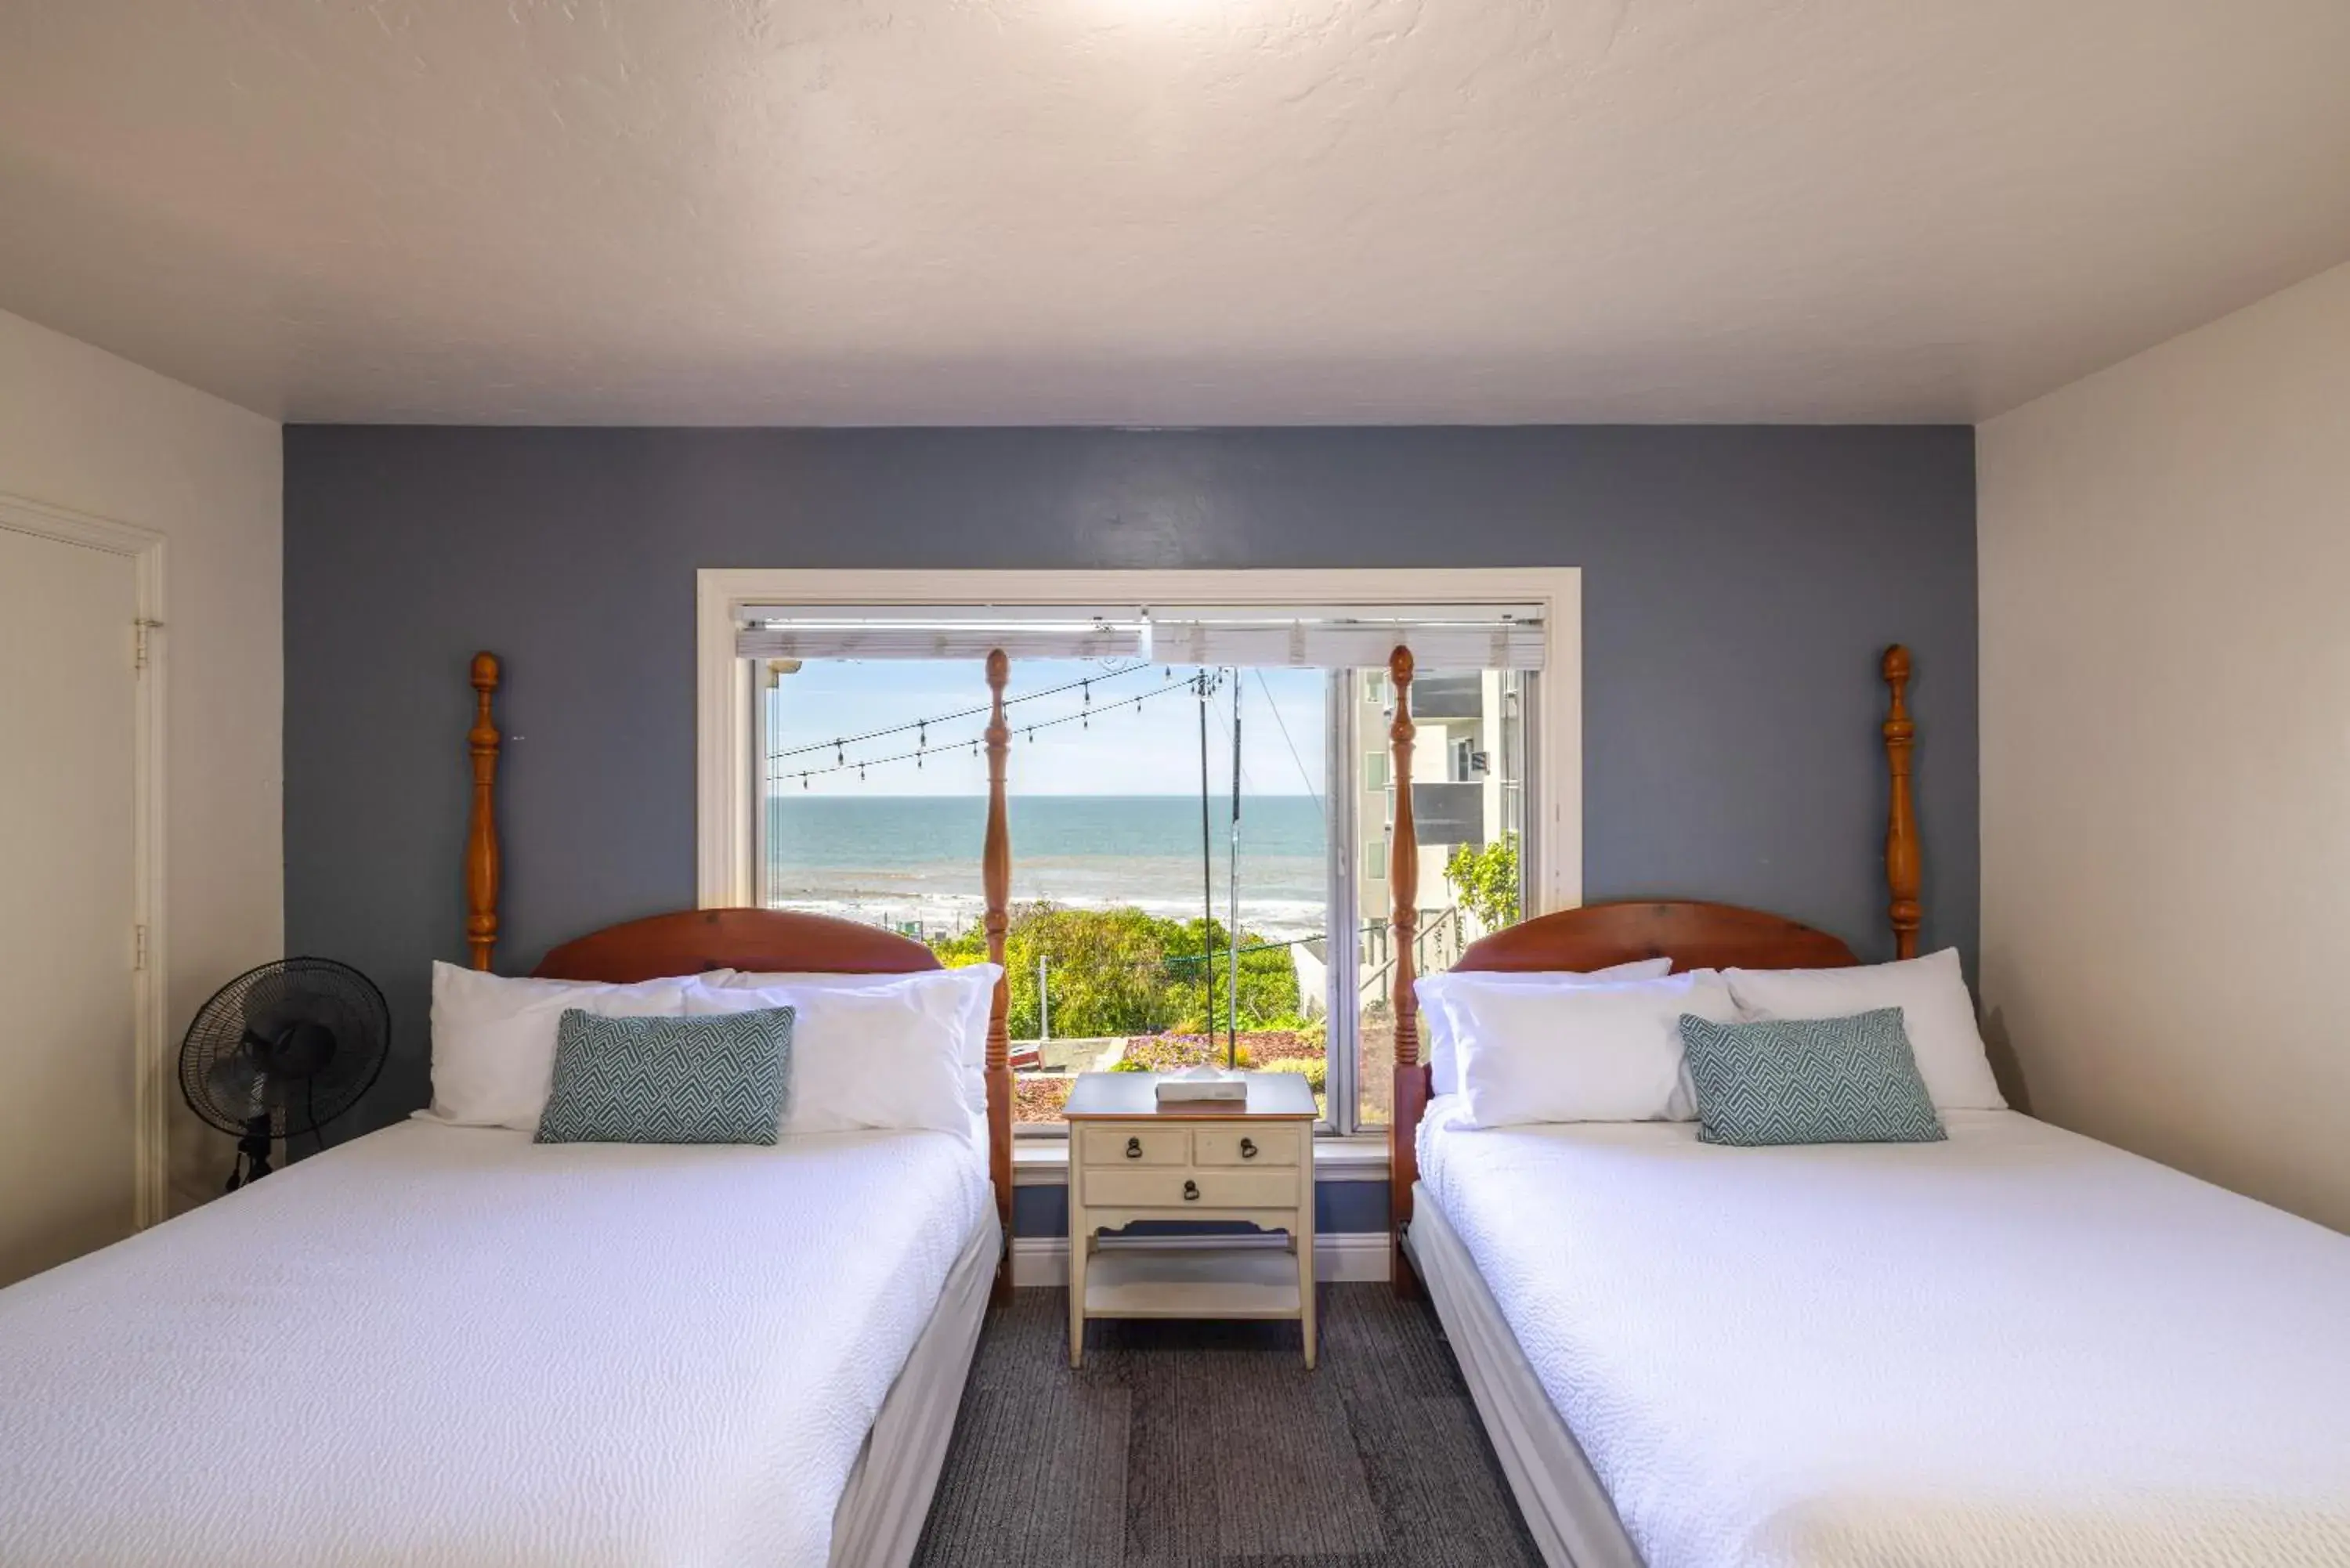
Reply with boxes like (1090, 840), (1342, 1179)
(1419, 1097), (2350, 1568)
(0, 1118), (992, 1568)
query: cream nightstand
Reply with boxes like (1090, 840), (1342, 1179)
(1061, 1071), (1320, 1368)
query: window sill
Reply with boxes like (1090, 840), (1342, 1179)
(1011, 1133), (1390, 1186)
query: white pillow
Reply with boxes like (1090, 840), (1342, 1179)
(685, 971), (992, 1137)
(718, 965), (1000, 1111)
(1416, 957), (1672, 1097)
(425, 962), (687, 1130)
(1451, 971), (1737, 1129)
(1723, 947), (2005, 1111)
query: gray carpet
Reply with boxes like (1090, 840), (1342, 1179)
(910, 1284), (1545, 1567)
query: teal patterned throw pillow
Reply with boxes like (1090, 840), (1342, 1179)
(1677, 1007), (1946, 1147)
(535, 1006), (793, 1146)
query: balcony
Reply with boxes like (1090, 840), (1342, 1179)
(1411, 673), (1484, 721)
(1409, 781), (1484, 847)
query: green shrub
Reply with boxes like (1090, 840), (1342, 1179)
(931, 902), (1301, 1039)
(1444, 834), (1521, 931)
(1261, 1057), (1327, 1093)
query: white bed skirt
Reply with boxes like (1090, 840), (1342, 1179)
(830, 1208), (1000, 1568)
(1405, 1186), (1644, 1568)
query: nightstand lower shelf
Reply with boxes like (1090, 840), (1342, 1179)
(1082, 1245), (1303, 1319)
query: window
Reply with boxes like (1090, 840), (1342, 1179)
(699, 569), (1583, 1138)
(1343, 665), (1529, 1126)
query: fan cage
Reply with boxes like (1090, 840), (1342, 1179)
(179, 956), (390, 1139)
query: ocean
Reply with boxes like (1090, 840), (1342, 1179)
(764, 793), (1328, 940)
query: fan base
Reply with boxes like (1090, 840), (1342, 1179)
(225, 1122), (273, 1192)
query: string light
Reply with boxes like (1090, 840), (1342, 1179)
(769, 673), (1200, 786)
(765, 661), (1152, 762)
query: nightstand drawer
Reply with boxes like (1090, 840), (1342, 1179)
(1079, 1125), (1190, 1167)
(1083, 1167), (1299, 1209)
(1194, 1127), (1301, 1167)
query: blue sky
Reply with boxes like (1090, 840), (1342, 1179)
(766, 659), (1328, 798)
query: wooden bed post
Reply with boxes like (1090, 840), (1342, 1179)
(982, 650), (1015, 1303)
(1387, 646), (1426, 1298)
(466, 652), (502, 972)
(1881, 645), (1922, 960)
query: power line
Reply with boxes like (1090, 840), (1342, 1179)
(1256, 668), (1325, 822)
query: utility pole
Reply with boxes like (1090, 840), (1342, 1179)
(1196, 670), (1217, 1039)
(1227, 667), (1242, 1069)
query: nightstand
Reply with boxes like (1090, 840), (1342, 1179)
(1061, 1071), (1319, 1368)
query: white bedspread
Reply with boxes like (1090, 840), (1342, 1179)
(0, 1119), (990, 1568)
(1419, 1099), (2350, 1568)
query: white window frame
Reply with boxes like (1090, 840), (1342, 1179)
(697, 565), (1582, 916)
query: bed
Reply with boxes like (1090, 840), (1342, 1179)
(0, 650), (1021, 1568)
(1378, 646), (2350, 1568)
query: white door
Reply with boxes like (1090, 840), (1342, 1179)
(0, 524), (139, 1286)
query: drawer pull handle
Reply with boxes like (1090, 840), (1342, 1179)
(1239, 1137), (1258, 1160)
(1182, 1180), (1200, 1202)
(1125, 1137), (1142, 1160)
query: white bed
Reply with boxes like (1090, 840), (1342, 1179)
(0, 1116), (994, 1568)
(1411, 1094), (2350, 1568)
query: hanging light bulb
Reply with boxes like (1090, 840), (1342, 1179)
(834, 740), (844, 766)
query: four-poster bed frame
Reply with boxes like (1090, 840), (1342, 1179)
(460, 648), (1020, 1301)
(1384, 643), (1925, 1292)
(464, 637), (1922, 1306)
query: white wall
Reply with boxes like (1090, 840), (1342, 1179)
(1979, 261), (2350, 1233)
(0, 309), (282, 1215)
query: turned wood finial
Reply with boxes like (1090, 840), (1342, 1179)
(465, 653), (503, 971)
(1882, 645), (1921, 959)
(981, 649), (1014, 1300)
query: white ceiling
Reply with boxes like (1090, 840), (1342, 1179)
(2, 1), (2348, 425)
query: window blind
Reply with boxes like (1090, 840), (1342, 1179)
(735, 606), (1145, 661)
(735, 602), (1546, 670)
(1141, 605), (1546, 670)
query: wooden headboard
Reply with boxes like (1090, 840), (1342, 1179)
(1386, 644), (1925, 1291)
(461, 649), (1019, 1301)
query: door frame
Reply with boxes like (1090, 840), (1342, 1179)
(0, 491), (169, 1229)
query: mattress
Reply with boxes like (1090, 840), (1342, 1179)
(0, 1118), (992, 1568)
(1418, 1097), (2350, 1568)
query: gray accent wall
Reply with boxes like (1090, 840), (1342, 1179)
(284, 425), (1978, 1221)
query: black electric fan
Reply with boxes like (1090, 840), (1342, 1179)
(180, 958), (390, 1190)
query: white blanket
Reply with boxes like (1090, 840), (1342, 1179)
(1419, 1100), (2350, 1568)
(0, 1119), (990, 1568)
